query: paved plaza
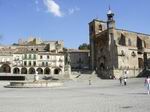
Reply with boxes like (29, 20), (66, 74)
(0, 78), (150, 112)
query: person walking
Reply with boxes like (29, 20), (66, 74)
(119, 76), (123, 86)
(123, 70), (127, 86)
(144, 76), (150, 95)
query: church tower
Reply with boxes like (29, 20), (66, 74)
(107, 7), (115, 29)
(89, 19), (107, 70)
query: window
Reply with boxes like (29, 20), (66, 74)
(36, 48), (38, 51)
(99, 24), (102, 31)
(31, 49), (33, 51)
(42, 62), (44, 66)
(137, 36), (142, 49)
(24, 54), (27, 59)
(33, 61), (36, 66)
(29, 54), (31, 59)
(131, 51), (136, 57)
(128, 38), (131, 46)
(34, 54), (36, 59)
(47, 55), (49, 59)
(46, 62), (48, 66)
(24, 61), (27, 66)
(118, 34), (126, 46)
(29, 61), (31, 66)
(40, 55), (43, 59)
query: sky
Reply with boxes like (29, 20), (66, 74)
(0, 0), (150, 48)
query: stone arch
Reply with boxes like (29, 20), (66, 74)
(99, 24), (102, 31)
(100, 63), (105, 70)
(137, 36), (143, 49)
(29, 67), (35, 74)
(138, 58), (144, 68)
(128, 38), (131, 46)
(44, 67), (50, 74)
(13, 68), (20, 74)
(0, 64), (11, 73)
(21, 67), (27, 74)
(118, 34), (126, 46)
(37, 68), (43, 74)
(98, 56), (106, 70)
(54, 68), (61, 74)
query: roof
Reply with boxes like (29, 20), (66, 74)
(89, 19), (107, 24)
(116, 29), (150, 37)
(38, 52), (64, 55)
(67, 49), (90, 53)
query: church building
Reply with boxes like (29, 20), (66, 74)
(89, 9), (150, 78)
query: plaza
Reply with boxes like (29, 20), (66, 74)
(0, 78), (149, 112)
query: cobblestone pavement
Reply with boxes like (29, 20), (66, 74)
(0, 78), (150, 112)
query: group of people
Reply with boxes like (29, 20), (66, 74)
(119, 70), (150, 95)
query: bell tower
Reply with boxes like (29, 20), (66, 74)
(107, 7), (115, 29)
(89, 19), (107, 70)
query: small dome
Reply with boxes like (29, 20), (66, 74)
(107, 9), (112, 15)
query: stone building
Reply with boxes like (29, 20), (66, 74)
(67, 49), (90, 70)
(89, 9), (150, 78)
(0, 38), (65, 76)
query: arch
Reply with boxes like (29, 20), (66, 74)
(21, 67), (27, 74)
(44, 67), (50, 74)
(128, 38), (131, 46)
(138, 58), (144, 68)
(37, 68), (43, 74)
(98, 56), (106, 70)
(13, 68), (20, 74)
(118, 34), (126, 46)
(29, 67), (35, 74)
(0, 64), (11, 73)
(99, 24), (102, 31)
(54, 68), (61, 74)
(137, 36), (142, 49)
(100, 63), (105, 70)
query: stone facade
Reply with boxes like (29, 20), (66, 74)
(68, 49), (90, 70)
(0, 38), (65, 76)
(89, 9), (150, 78)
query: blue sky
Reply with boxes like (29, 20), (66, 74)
(0, 0), (150, 48)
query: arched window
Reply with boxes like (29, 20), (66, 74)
(128, 38), (131, 46)
(137, 36), (142, 49)
(118, 34), (126, 46)
(99, 24), (102, 31)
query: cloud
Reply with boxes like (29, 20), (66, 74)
(68, 7), (80, 15)
(43, 0), (63, 17)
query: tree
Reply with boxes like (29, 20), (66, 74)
(78, 43), (90, 50)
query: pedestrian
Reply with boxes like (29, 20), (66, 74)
(123, 70), (127, 86)
(123, 76), (127, 86)
(119, 76), (123, 85)
(144, 76), (150, 95)
(89, 79), (91, 85)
